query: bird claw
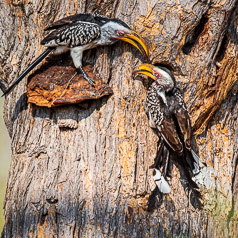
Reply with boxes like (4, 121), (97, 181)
(77, 66), (95, 87)
(84, 75), (95, 86)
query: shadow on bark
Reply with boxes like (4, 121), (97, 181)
(1, 197), (203, 238)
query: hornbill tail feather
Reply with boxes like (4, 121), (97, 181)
(177, 159), (199, 190)
(190, 188), (203, 209)
(153, 168), (171, 194)
(191, 149), (200, 164)
(2, 48), (53, 96)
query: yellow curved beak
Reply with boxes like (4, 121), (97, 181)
(120, 31), (149, 61)
(133, 64), (156, 80)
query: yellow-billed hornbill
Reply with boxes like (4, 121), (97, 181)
(3, 13), (149, 96)
(134, 64), (202, 208)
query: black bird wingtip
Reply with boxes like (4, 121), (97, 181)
(1, 48), (53, 98)
(0, 81), (9, 97)
(2, 87), (13, 97)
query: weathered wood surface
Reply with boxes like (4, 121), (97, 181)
(27, 60), (113, 108)
(0, 0), (237, 237)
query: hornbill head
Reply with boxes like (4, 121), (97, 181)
(133, 64), (176, 92)
(101, 20), (149, 61)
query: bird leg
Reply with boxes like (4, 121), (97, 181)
(77, 66), (95, 86)
(70, 46), (95, 86)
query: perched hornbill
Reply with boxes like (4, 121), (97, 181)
(134, 64), (202, 208)
(3, 13), (149, 96)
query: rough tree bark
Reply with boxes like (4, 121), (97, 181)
(0, 0), (238, 237)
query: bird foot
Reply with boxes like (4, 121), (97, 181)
(77, 66), (95, 87)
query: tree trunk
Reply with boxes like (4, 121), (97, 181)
(1, 0), (238, 237)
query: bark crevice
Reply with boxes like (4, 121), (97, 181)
(182, 14), (209, 55)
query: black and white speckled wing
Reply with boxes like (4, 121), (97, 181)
(146, 87), (184, 153)
(44, 13), (110, 31)
(41, 21), (101, 48)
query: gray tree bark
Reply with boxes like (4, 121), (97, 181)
(0, 0), (238, 237)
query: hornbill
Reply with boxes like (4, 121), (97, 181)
(3, 13), (149, 96)
(133, 64), (202, 208)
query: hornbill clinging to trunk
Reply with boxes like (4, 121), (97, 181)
(3, 13), (149, 96)
(134, 64), (202, 209)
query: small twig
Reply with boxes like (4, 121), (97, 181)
(59, 72), (77, 98)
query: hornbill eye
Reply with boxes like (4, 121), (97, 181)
(154, 72), (161, 78)
(117, 30), (125, 37)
